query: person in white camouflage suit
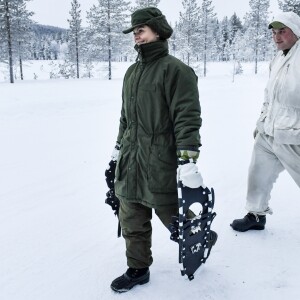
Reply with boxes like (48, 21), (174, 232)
(231, 11), (300, 232)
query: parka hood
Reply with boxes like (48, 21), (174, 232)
(269, 11), (300, 38)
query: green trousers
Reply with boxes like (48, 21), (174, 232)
(119, 200), (178, 269)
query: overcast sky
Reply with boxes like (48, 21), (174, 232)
(27, 0), (281, 29)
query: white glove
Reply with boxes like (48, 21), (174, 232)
(177, 162), (204, 188)
(111, 144), (120, 161)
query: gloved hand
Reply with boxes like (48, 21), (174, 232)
(105, 148), (120, 216)
(111, 143), (120, 161)
(177, 162), (204, 188)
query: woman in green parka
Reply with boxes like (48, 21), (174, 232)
(110, 7), (203, 292)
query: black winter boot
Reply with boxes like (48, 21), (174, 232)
(230, 213), (266, 232)
(110, 267), (150, 293)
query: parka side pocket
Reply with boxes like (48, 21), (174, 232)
(115, 147), (129, 181)
(148, 146), (177, 194)
(115, 155), (123, 181)
(115, 147), (130, 198)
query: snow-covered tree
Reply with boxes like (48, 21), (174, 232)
(82, 60), (94, 78)
(278, 0), (300, 15)
(229, 12), (243, 43)
(177, 0), (201, 66)
(222, 13), (244, 62)
(13, 0), (33, 80)
(0, 0), (33, 82)
(58, 59), (76, 79)
(68, 0), (82, 78)
(86, 0), (130, 80)
(245, 0), (270, 74)
(0, 1), (13, 82)
(230, 29), (246, 82)
(49, 40), (59, 60)
(59, 41), (69, 60)
(132, 0), (160, 10)
(218, 17), (231, 61)
(199, 0), (217, 76)
(30, 24), (68, 60)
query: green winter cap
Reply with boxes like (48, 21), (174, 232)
(123, 7), (173, 40)
(268, 12), (300, 37)
(268, 21), (286, 29)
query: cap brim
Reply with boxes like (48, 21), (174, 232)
(268, 21), (286, 29)
(122, 23), (146, 34)
(122, 27), (134, 34)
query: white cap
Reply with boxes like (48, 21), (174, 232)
(269, 11), (300, 37)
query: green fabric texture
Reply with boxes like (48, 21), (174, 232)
(268, 21), (285, 29)
(115, 40), (201, 208)
(119, 199), (178, 268)
(119, 199), (196, 268)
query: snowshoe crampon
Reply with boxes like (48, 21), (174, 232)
(169, 181), (217, 280)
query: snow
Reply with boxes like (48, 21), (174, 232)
(1, 61), (300, 300)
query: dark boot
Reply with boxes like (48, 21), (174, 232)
(230, 213), (266, 232)
(110, 267), (150, 293)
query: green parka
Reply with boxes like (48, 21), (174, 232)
(115, 40), (201, 208)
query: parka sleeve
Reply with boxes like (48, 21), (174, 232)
(165, 63), (202, 151)
(116, 78), (127, 145)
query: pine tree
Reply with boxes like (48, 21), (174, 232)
(278, 0), (300, 15)
(246, 0), (270, 74)
(0, 0), (33, 83)
(86, 0), (130, 80)
(13, 0), (33, 80)
(229, 12), (243, 43)
(169, 21), (178, 57)
(177, 0), (201, 66)
(219, 17), (231, 61)
(68, 0), (82, 78)
(230, 29), (245, 82)
(132, 0), (160, 10)
(58, 59), (76, 79)
(50, 40), (59, 59)
(0, 0), (16, 83)
(223, 13), (244, 62)
(199, 0), (216, 77)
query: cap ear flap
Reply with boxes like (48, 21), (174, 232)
(146, 15), (173, 40)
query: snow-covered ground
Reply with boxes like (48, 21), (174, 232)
(1, 61), (299, 300)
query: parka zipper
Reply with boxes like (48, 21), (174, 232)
(127, 47), (146, 198)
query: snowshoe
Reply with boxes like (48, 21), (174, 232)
(105, 159), (121, 237)
(169, 181), (217, 280)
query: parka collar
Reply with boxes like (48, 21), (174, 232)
(134, 40), (169, 63)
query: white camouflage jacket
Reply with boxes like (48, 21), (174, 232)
(257, 39), (300, 145)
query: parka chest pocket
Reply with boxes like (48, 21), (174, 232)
(139, 83), (156, 92)
(137, 83), (167, 114)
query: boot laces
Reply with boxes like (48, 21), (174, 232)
(247, 212), (261, 222)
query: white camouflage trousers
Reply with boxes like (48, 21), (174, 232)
(245, 133), (300, 214)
